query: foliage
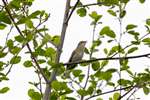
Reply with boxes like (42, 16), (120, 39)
(0, 0), (149, 100)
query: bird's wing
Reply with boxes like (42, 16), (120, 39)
(68, 50), (76, 62)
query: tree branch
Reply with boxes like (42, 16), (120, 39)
(2, 0), (49, 83)
(71, 2), (104, 8)
(63, 53), (150, 66)
(85, 85), (136, 100)
(118, 86), (135, 100)
(65, 0), (80, 23)
(43, 0), (71, 100)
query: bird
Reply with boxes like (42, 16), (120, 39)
(66, 41), (87, 70)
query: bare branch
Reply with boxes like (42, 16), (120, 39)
(65, 0), (80, 23)
(64, 53), (150, 66)
(71, 2), (104, 8)
(118, 86), (135, 100)
(85, 85), (136, 100)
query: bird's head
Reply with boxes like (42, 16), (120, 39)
(78, 41), (86, 46)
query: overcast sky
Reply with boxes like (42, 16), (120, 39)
(0, 0), (150, 99)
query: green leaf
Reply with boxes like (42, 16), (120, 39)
(107, 30), (116, 38)
(99, 26), (116, 38)
(96, 89), (102, 94)
(79, 74), (85, 82)
(89, 11), (102, 22)
(28, 89), (41, 100)
(7, 39), (14, 48)
(0, 52), (7, 58)
(143, 87), (149, 95)
(87, 86), (94, 95)
(23, 60), (33, 68)
(72, 69), (82, 77)
(146, 19), (150, 26)
(103, 48), (108, 54)
(0, 12), (11, 24)
(117, 79), (131, 86)
(100, 26), (110, 35)
(100, 71), (112, 81)
(65, 97), (76, 100)
(96, 98), (103, 100)
(26, 33), (33, 41)
(142, 38), (150, 45)
(0, 61), (5, 68)
(45, 47), (56, 57)
(121, 0), (130, 3)
(0, 87), (10, 94)
(9, 0), (21, 10)
(16, 17), (27, 25)
(33, 39), (38, 48)
(113, 92), (120, 100)
(77, 8), (87, 17)
(126, 24), (137, 30)
(10, 46), (21, 55)
(93, 40), (102, 47)
(107, 10), (116, 16)
(92, 61), (100, 71)
(131, 41), (140, 45)
(77, 89), (87, 96)
(0, 23), (7, 30)
(127, 47), (138, 54)
(97, 0), (119, 5)
(51, 81), (67, 91)
(139, 0), (145, 3)
(120, 10), (126, 18)
(10, 56), (21, 64)
(142, 38), (150, 42)
(41, 33), (51, 46)
(120, 59), (128, 69)
(25, 19), (34, 28)
(51, 35), (60, 46)
(107, 82), (115, 87)
(84, 48), (90, 54)
(35, 47), (45, 56)
(37, 59), (46, 64)
(101, 60), (109, 68)
(0, 76), (9, 81)
(36, 27), (49, 33)
(29, 10), (41, 19)
(108, 45), (120, 56)
(127, 30), (139, 36)
(95, 71), (112, 81)
(106, 68), (117, 73)
(15, 35), (25, 43)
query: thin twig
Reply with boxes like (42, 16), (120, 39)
(118, 2), (123, 97)
(118, 86), (135, 100)
(81, 24), (97, 100)
(5, 26), (13, 45)
(85, 85), (135, 100)
(69, 77), (83, 89)
(37, 71), (43, 96)
(5, 44), (26, 76)
(127, 88), (138, 100)
(65, 0), (80, 23)
(71, 2), (105, 8)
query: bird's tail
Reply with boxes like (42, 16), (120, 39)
(66, 64), (77, 70)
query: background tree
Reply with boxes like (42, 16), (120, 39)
(0, 0), (150, 100)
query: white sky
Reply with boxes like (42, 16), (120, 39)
(0, 0), (150, 99)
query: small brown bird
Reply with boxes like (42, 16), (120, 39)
(67, 41), (86, 70)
